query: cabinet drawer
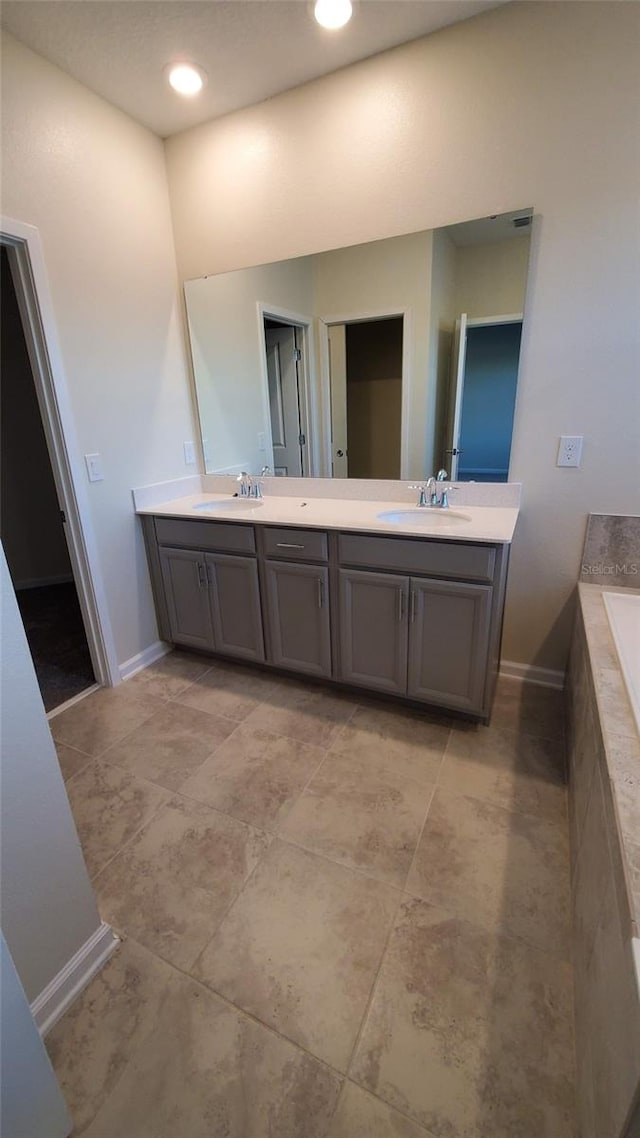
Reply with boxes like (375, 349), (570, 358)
(154, 516), (255, 555)
(338, 532), (495, 583)
(262, 526), (328, 562)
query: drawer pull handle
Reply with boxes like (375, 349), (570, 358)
(276, 542), (305, 550)
(317, 577), (325, 608)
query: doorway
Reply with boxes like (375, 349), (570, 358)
(263, 318), (308, 477)
(328, 316), (404, 479)
(446, 314), (523, 481)
(0, 248), (95, 711)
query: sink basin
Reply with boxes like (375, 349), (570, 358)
(192, 498), (263, 512)
(377, 508), (472, 526)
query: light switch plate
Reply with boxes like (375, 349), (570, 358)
(257, 432), (266, 452)
(557, 436), (583, 468)
(183, 440), (196, 465)
(85, 453), (104, 482)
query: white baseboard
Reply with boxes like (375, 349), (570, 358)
(14, 573), (74, 591)
(47, 682), (101, 720)
(120, 639), (171, 682)
(31, 922), (119, 1037)
(499, 659), (566, 690)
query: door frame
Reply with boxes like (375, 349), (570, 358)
(318, 307), (412, 479)
(0, 216), (119, 687)
(256, 302), (317, 476)
(446, 311), (524, 478)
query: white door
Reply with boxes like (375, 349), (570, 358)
(445, 313), (468, 479)
(265, 326), (303, 477)
(1, 933), (71, 1138)
(327, 323), (348, 477)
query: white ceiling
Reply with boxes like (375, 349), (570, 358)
(0, 0), (507, 138)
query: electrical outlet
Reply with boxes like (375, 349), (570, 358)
(84, 453), (104, 482)
(183, 440), (196, 465)
(557, 436), (584, 468)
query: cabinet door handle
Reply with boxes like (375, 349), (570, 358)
(397, 587), (406, 622)
(206, 563), (214, 587)
(317, 577), (324, 608)
(410, 589), (417, 624)
(197, 562), (206, 588)
(276, 542), (305, 550)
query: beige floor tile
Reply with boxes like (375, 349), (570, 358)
(100, 701), (238, 791)
(351, 897), (575, 1138)
(65, 761), (167, 877)
(406, 789), (570, 957)
(281, 752), (433, 888)
(328, 1082), (434, 1137)
(50, 685), (164, 756)
(440, 724), (566, 823)
(175, 659), (279, 721)
(47, 938), (181, 1134)
(243, 680), (357, 748)
(179, 723), (326, 829)
(54, 739), (91, 781)
(83, 974), (342, 1138)
(194, 839), (399, 1070)
(330, 703), (449, 785)
(490, 677), (565, 740)
(126, 649), (212, 700)
(48, 937), (341, 1138)
(96, 795), (271, 971)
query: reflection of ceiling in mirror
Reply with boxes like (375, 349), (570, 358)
(445, 208), (533, 247)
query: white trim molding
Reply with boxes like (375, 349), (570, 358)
(1, 216), (120, 687)
(499, 659), (565, 690)
(31, 922), (119, 1037)
(120, 639), (171, 682)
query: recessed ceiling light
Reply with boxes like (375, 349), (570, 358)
(314, 0), (353, 30)
(166, 62), (206, 97)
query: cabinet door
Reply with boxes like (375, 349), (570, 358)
(159, 546), (214, 650)
(408, 577), (492, 712)
(206, 553), (265, 663)
(264, 560), (332, 678)
(338, 569), (409, 695)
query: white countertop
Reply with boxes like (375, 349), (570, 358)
(136, 492), (519, 544)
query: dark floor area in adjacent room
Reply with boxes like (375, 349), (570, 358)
(17, 581), (95, 712)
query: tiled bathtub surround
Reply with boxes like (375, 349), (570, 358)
(580, 513), (640, 588)
(567, 583), (640, 1138)
(46, 653), (573, 1137)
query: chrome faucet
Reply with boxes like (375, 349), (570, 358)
(236, 472), (264, 499)
(409, 471), (456, 509)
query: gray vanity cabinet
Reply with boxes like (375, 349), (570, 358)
(159, 547), (214, 651)
(338, 569), (409, 695)
(158, 544), (264, 661)
(407, 577), (492, 713)
(264, 560), (331, 678)
(205, 553), (264, 663)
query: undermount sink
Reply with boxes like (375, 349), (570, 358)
(193, 498), (263, 512)
(377, 508), (472, 526)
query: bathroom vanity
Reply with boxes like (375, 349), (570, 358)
(137, 483), (519, 721)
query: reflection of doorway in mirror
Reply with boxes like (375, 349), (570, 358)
(328, 316), (404, 479)
(446, 314), (523, 481)
(263, 318), (306, 477)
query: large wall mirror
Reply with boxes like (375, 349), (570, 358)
(185, 207), (533, 482)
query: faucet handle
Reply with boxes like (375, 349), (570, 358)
(440, 485), (457, 509)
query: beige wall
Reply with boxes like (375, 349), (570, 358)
(1, 33), (196, 668)
(0, 544), (101, 1002)
(165, 1), (640, 672)
(455, 236), (530, 319)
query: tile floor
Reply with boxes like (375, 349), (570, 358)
(47, 652), (575, 1137)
